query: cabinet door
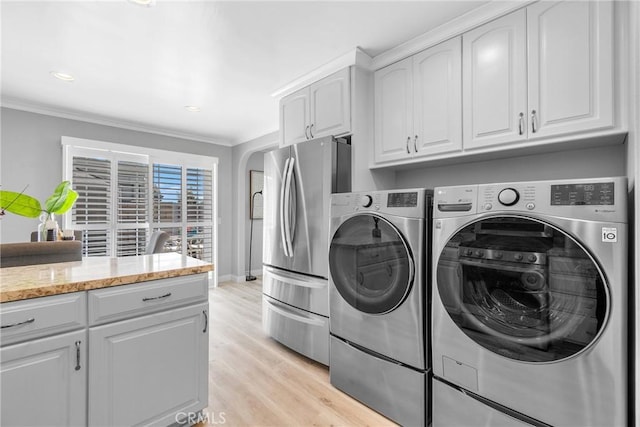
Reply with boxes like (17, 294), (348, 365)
(374, 56), (414, 163)
(527, 1), (613, 138)
(413, 36), (463, 158)
(1, 330), (87, 426)
(280, 89), (310, 147)
(89, 302), (209, 427)
(463, 9), (527, 149)
(310, 67), (351, 139)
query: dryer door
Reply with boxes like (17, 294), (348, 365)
(437, 215), (608, 362)
(329, 214), (414, 315)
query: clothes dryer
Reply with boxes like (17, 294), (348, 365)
(432, 177), (628, 426)
(329, 189), (431, 427)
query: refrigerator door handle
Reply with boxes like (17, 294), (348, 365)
(279, 157), (291, 257)
(283, 156), (295, 257)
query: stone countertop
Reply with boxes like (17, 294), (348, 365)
(0, 253), (214, 303)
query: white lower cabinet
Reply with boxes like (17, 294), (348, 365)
(1, 330), (87, 426)
(89, 302), (209, 427)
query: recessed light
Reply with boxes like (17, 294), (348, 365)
(185, 106), (201, 112)
(128, 0), (156, 7)
(50, 71), (75, 82)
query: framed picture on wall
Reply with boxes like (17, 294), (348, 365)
(250, 170), (264, 219)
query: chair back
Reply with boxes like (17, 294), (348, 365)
(146, 231), (170, 254)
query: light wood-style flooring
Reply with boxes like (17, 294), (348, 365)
(205, 279), (396, 427)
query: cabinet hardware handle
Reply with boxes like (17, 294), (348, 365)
(75, 340), (81, 371)
(414, 135), (418, 153)
(531, 110), (537, 133)
(309, 124), (314, 138)
(518, 112), (524, 135)
(203, 310), (208, 333)
(142, 292), (172, 302)
(406, 136), (411, 154)
(304, 125), (310, 140)
(1, 317), (35, 329)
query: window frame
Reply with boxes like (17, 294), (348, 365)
(62, 136), (219, 285)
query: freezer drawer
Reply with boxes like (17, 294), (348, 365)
(263, 266), (328, 316)
(433, 378), (537, 427)
(330, 335), (428, 427)
(262, 295), (328, 365)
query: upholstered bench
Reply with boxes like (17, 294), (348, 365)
(0, 241), (82, 268)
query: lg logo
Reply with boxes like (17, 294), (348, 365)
(602, 227), (617, 243)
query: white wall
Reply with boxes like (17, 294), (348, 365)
(394, 144), (627, 190)
(230, 131), (278, 282)
(628, 1), (640, 425)
(0, 107), (234, 277)
(244, 151), (264, 277)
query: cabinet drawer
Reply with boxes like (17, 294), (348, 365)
(88, 274), (208, 326)
(0, 293), (86, 346)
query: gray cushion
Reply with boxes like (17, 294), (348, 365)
(1, 241), (82, 268)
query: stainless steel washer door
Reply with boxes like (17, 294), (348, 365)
(329, 214), (414, 315)
(436, 215), (609, 363)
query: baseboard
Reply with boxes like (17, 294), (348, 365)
(229, 271), (263, 283)
(230, 274), (245, 283)
(217, 274), (233, 284)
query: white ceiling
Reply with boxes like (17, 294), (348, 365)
(1, 1), (490, 146)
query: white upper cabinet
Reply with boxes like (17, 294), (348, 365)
(463, 1), (614, 150)
(527, 1), (613, 138)
(463, 10), (527, 149)
(280, 68), (351, 147)
(413, 37), (463, 156)
(280, 91), (310, 146)
(375, 37), (462, 163)
(375, 56), (413, 162)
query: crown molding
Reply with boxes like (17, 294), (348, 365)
(371, 0), (536, 70)
(1, 96), (235, 147)
(271, 47), (373, 99)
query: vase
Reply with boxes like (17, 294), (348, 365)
(37, 213), (59, 242)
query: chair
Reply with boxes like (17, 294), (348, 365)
(146, 231), (170, 254)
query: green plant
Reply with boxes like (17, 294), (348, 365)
(0, 181), (79, 218)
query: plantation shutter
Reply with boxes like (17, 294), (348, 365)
(152, 164), (182, 223)
(68, 148), (149, 257)
(116, 161), (149, 256)
(186, 167), (213, 262)
(72, 156), (111, 256)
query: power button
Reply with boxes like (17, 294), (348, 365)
(526, 202), (535, 210)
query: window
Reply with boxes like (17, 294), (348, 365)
(62, 137), (217, 267)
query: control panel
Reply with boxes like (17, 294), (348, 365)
(330, 189), (428, 219)
(435, 177), (625, 222)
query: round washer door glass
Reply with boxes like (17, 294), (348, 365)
(329, 214), (413, 314)
(437, 216), (608, 363)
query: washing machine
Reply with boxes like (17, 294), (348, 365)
(329, 189), (431, 427)
(431, 177), (628, 427)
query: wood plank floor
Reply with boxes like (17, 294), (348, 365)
(204, 279), (397, 427)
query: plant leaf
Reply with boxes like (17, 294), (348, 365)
(52, 189), (78, 214)
(0, 191), (42, 218)
(44, 181), (72, 213)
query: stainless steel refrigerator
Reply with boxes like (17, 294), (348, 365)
(262, 136), (351, 366)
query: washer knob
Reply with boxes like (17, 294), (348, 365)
(361, 195), (373, 208)
(514, 253), (523, 261)
(494, 251), (503, 259)
(474, 250), (484, 258)
(527, 254), (537, 263)
(498, 188), (520, 206)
